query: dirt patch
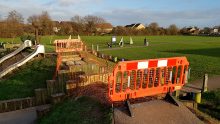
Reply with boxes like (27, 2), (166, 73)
(73, 82), (110, 105)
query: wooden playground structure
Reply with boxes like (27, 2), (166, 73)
(52, 37), (112, 96)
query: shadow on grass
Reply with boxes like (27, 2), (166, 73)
(38, 96), (112, 124)
(162, 47), (220, 58)
(198, 104), (220, 120)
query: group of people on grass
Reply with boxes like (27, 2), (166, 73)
(107, 36), (149, 48)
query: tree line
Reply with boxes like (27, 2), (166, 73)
(0, 10), (218, 38)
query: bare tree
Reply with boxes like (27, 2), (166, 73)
(39, 11), (53, 35)
(203, 27), (211, 34)
(27, 15), (41, 43)
(7, 10), (24, 24)
(167, 24), (179, 35)
(148, 22), (159, 35)
(3, 10), (24, 38)
(27, 11), (53, 43)
(70, 15), (85, 34)
(83, 15), (106, 34)
(71, 15), (84, 24)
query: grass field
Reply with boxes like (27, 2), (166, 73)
(0, 35), (220, 123)
(39, 97), (112, 124)
(0, 57), (55, 100)
(1, 35), (220, 81)
(84, 36), (220, 81)
(0, 35), (220, 100)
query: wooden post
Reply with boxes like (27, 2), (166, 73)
(35, 88), (47, 105)
(185, 70), (188, 84)
(195, 92), (201, 103)
(46, 80), (56, 95)
(35, 28), (39, 45)
(84, 45), (87, 52)
(66, 80), (77, 95)
(114, 57), (117, 62)
(35, 89), (41, 105)
(174, 90), (180, 98)
(202, 74), (208, 92)
(96, 45), (99, 51)
(92, 44), (94, 51)
(51, 93), (65, 104)
(188, 68), (191, 79)
(4, 102), (7, 112)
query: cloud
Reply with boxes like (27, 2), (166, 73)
(0, 0), (219, 28)
(96, 8), (220, 27)
(56, 0), (102, 6)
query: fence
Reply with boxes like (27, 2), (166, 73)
(108, 57), (189, 102)
(57, 66), (111, 95)
(54, 39), (85, 53)
(0, 97), (35, 113)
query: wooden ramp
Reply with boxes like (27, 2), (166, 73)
(113, 99), (203, 124)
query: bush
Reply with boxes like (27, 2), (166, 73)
(202, 89), (220, 107)
(20, 35), (36, 45)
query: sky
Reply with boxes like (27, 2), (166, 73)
(0, 0), (220, 28)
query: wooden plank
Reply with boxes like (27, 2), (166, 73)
(35, 88), (47, 105)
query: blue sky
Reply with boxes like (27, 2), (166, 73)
(0, 0), (220, 27)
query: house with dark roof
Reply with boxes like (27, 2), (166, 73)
(125, 23), (145, 30)
(213, 26), (220, 33)
(186, 26), (200, 35)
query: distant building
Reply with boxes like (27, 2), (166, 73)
(125, 23), (145, 30)
(52, 21), (74, 33)
(187, 26), (200, 35)
(96, 23), (113, 33)
(52, 21), (61, 33)
(213, 26), (220, 33)
(213, 29), (218, 33)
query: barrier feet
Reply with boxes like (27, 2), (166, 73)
(164, 93), (180, 107)
(125, 100), (134, 117)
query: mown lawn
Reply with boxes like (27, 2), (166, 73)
(0, 57), (55, 100)
(0, 35), (220, 98)
(97, 36), (220, 81)
(38, 96), (112, 124)
(1, 35), (220, 81)
(0, 35), (220, 123)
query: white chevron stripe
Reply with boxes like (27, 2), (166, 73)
(158, 60), (168, 67)
(138, 61), (148, 69)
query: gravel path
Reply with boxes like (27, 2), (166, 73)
(114, 99), (203, 124)
(0, 107), (37, 124)
(190, 75), (220, 91)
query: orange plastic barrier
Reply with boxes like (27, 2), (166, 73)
(108, 57), (189, 102)
(54, 39), (84, 53)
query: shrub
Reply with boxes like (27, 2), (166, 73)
(20, 35), (36, 45)
(202, 89), (220, 107)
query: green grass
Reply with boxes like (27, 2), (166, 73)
(39, 96), (112, 124)
(0, 35), (220, 96)
(0, 35), (220, 123)
(0, 35), (68, 52)
(199, 89), (220, 120)
(0, 57), (56, 100)
(96, 36), (220, 81)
